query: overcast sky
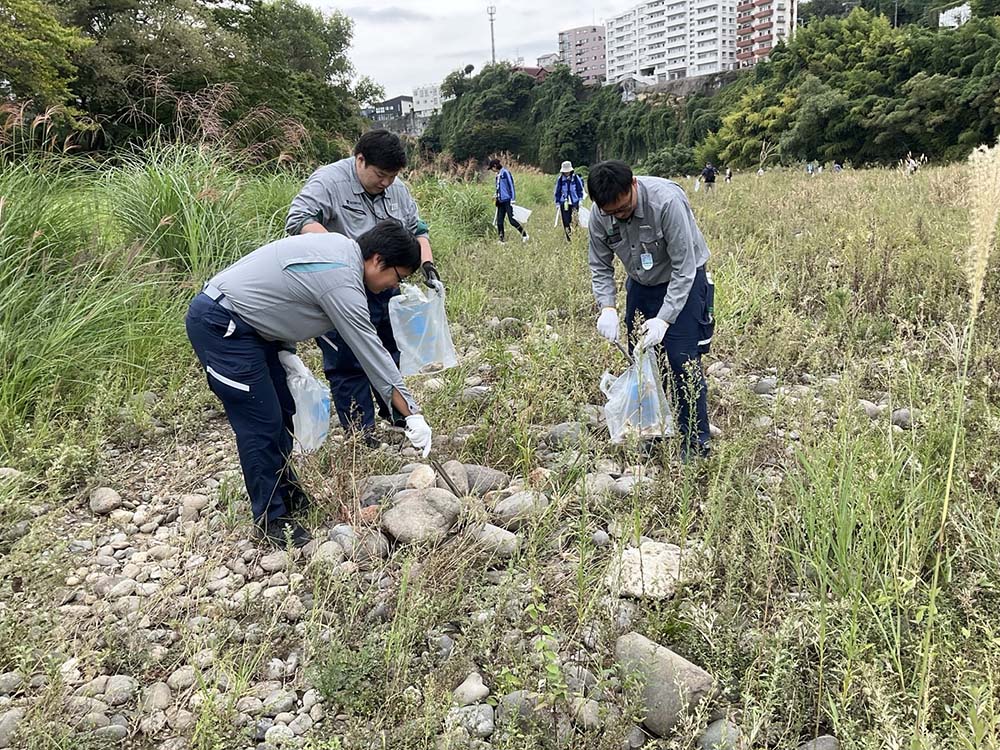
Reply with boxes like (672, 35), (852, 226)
(305, 1), (621, 98)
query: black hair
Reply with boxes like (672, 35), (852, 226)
(354, 129), (407, 171)
(358, 219), (421, 272)
(587, 160), (633, 207)
(488, 159), (502, 170)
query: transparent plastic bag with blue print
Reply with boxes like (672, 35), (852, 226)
(599, 348), (674, 444)
(288, 370), (330, 453)
(388, 283), (459, 376)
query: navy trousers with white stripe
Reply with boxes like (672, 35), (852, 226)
(625, 266), (712, 455)
(185, 292), (298, 525)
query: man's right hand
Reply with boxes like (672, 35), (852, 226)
(596, 307), (619, 342)
(278, 351), (311, 380)
(404, 414), (432, 458)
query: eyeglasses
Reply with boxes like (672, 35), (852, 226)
(393, 267), (404, 284)
(597, 185), (635, 219)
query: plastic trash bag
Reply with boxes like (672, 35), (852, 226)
(600, 347), (674, 444)
(579, 206), (591, 229)
(288, 369), (330, 453)
(389, 283), (459, 377)
(511, 203), (532, 224)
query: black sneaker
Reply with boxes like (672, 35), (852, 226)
(259, 516), (311, 548)
(285, 486), (312, 516)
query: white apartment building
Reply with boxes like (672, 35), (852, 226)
(736, 0), (796, 67)
(412, 84), (443, 117)
(939, 2), (971, 27)
(605, 0), (739, 83)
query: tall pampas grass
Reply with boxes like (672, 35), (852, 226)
(916, 142), (1000, 742)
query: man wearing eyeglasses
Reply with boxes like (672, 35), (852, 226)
(185, 221), (433, 547)
(587, 160), (714, 460)
(286, 130), (442, 448)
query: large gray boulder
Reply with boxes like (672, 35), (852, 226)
(468, 523), (520, 559)
(381, 488), (462, 544)
(493, 491), (549, 530)
(436, 460), (470, 496)
(615, 632), (714, 737)
(357, 473), (410, 505)
(464, 465), (511, 496)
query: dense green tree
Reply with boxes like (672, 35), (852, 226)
(0, 0), (88, 105)
(971, 0), (1000, 17)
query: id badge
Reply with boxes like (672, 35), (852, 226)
(640, 252), (654, 271)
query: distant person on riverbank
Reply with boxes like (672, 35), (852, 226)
(700, 163), (718, 192)
(554, 160), (585, 242)
(725, 167), (732, 183)
(489, 159), (529, 244)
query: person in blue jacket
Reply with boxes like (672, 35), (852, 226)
(554, 160), (585, 241)
(489, 158), (528, 244)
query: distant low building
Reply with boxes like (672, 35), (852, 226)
(513, 65), (550, 82)
(361, 95), (414, 123)
(537, 52), (561, 68)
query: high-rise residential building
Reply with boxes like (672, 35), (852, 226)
(606, 0), (740, 83)
(735, 0), (796, 67)
(537, 52), (561, 68)
(558, 25), (607, 85)
(412, 84), (443, 117)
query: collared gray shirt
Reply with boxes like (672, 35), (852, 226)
(209, 233), (418, 413)
(285, 156), (428, 239)
(588, 176), (710, 324)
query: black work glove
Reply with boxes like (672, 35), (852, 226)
(422, 261), (444, 293)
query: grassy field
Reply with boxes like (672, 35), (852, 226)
(0, 145), (999, 749)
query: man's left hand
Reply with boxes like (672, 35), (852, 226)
(638, 318), (669, 350)
(422, 261), (444, 294)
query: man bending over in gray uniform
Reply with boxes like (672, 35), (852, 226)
(186, 220), (433, 547)
(285, 130), (441, 447)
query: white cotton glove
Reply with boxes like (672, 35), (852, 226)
(638, 318), (669, 350)
(278, 350), (311, 380)
(404, 414), (432, 458)
(596, 307), (620, 342)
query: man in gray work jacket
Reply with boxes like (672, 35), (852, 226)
(285, 130), (441, 446)
(587, 160), (715, 459)
(186, 221), (433, 547)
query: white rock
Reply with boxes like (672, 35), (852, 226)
(453, 672), (490, 706)
(310, 541), (345, 567)
(605, 541), (683, 600)
(406, 464), (437, 490)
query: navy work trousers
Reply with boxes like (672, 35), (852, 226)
(185, 292), (299, 525)
(625, 267), (714, 456)
(316, 288), (400, 432)
(495, 200), (525, 241)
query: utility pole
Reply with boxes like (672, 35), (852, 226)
(487, 6), (497, 64)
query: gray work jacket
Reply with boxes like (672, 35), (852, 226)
(285, 156), (428, 240)
(209, 233), (418, 413)
(588, 177), (710, 323)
